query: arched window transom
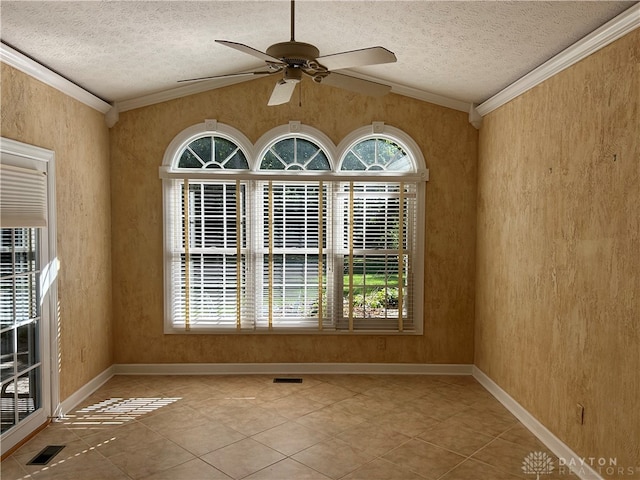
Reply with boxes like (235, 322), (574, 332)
(341, 138), (413, 172)
(177, 135), (249, 170)
(260, 137), (330, 171)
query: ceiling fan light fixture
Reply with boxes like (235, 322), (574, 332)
(283, 66), (302, 83)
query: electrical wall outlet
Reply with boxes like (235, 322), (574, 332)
(376, 337), (386, 351)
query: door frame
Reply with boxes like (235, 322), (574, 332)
(0, 137), (59, 456)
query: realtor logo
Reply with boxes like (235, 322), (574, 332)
(522, 451), (555, 479)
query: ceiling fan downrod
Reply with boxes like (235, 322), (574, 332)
(290, 0), (295, 42)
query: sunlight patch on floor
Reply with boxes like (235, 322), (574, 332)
(60, 397), (181, 427)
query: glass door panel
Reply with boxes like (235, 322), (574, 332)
(0, 228), (42, 435)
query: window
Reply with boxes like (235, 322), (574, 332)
(161, 121), (427, 333)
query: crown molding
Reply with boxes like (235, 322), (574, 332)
(334, 70), (471, 113)
(0, 42), (112, 114)
(116, 76), (260, 113)
(468, 104), (483, 130)
(477, 3), (640, 116)
(116, 69), (471, 114)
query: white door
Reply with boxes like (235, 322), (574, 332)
(0, 138), (57, 456)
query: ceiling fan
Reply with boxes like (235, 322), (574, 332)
(178, 0), (397, 106)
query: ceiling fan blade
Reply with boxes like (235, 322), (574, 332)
(216, 40), (284, 64)
(319, 72), (391, 97)
(268, 80), (297, 106)
(316, 46), (397, 71)
(178, 70), (275, 83)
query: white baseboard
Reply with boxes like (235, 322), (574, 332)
(113, 362), (473, 376)
(57, 366), (114, 419)
(472, 366), (603, 480)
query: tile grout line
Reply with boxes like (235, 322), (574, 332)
(6, 374), (534, 480)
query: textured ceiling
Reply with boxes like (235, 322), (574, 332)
(0, 1), (636, 105)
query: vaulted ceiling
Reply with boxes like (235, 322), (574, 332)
(1, 1), (637, 112)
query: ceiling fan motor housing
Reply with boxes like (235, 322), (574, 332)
(267, 41), (320, 67)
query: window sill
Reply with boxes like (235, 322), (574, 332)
(164, 326), (422, 335)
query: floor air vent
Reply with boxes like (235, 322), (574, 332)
(27, 445), (65, 465)
(273, 377), (303, 383)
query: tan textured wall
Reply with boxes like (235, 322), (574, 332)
(476, 30), (640, 473)
(1, 64), (113, 401)
(110, 76), (478, 364)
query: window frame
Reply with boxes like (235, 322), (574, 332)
(160, 121), (427, 335)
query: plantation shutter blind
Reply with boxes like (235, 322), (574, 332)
(0, 163), (48, 228)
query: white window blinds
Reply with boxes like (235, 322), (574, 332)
(336, 182), (416, 332)
(258, 181), (329, 330)
(168, 180), (249, 330)
(0, 163), (48, 228)
(167, 178), (417, 332)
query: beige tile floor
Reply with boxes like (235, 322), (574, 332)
(1, 374), (566, 480)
